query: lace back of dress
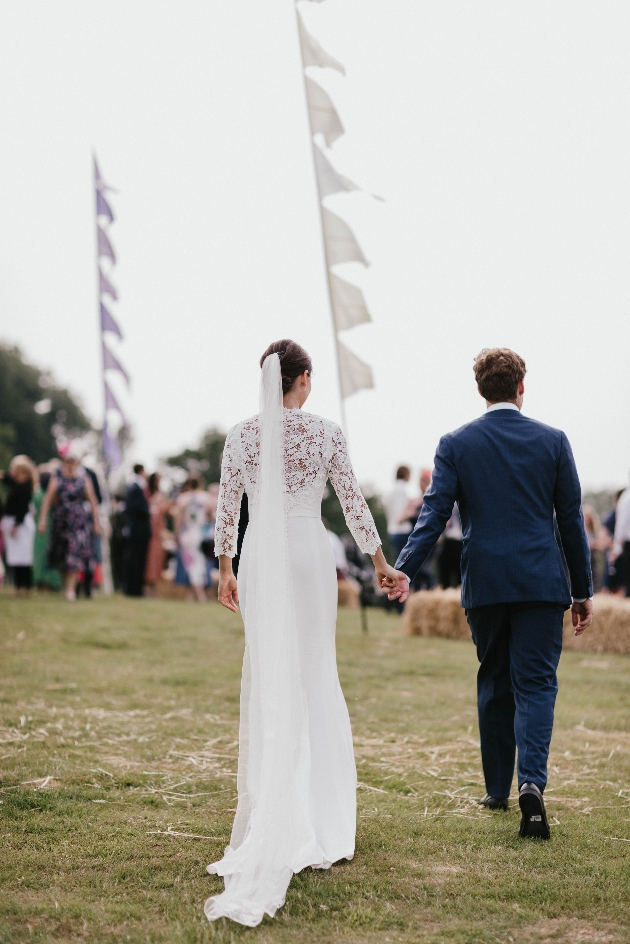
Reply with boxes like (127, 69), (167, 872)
(205, 354), (314, 927)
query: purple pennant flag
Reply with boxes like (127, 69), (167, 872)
(100, 302), (123, 339)
(104, 380), (129, 427)
(96, 190), (114, 223)
(102, 418), (122, 470)
(103, 342), (130, 387)
(99, 266), (118, 301)
(97, 225), (116, 264)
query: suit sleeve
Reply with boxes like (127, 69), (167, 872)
(395, 436), (459, 580)
(553, 433), (592, 599)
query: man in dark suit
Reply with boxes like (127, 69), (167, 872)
(123, 463), (151, 597)
(386, 348), (593, 839)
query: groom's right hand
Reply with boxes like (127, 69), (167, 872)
(383, 571), (410, 603)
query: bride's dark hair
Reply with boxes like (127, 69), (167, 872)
(260, 340), (312, 395)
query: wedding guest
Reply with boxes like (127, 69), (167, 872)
(0, 456), (38, 595)
(613, 482), (630, 598)
(383, 466), (413, 561)
(405, 468), (437, 592)
(109, 492), (128, 592)
(32, 462), (62, 591)
(174, 475), (214, 602)
(205, 483), (221, 583)
(39, 446), (100, 602)
(77, 465), (104, 598)
(582, 503), (604, 593)
(123, 464), (151, 597)
(144, 472), (168, 594)
(601, 490), (625, 594)
(325, 521), (362, 601)
(439, 504), (463, 589)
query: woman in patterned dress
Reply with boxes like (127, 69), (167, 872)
(38, 450), (100, 601)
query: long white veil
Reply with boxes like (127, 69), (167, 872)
(205, 353), (314, 927)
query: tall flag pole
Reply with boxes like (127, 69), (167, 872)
(295, 0), (376, 433)
(94, 156), (129, 472)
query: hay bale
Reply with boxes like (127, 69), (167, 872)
(403, 589), (470, 640)
(563, 594), (630, 654)
(338, 580), (360, 608)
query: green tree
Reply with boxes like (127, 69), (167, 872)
(0, 344), (92, 468)
(166, 427), (226, 484)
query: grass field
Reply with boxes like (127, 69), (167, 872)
(1, 593), (629, 944)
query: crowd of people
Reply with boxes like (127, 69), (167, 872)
(0, 447), (102, 600)
(109, 464), (220, 602)
(2, 446), (630, 604)
(0, 451), (223, 602)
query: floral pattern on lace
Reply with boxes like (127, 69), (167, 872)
(214, 409), (381, 557)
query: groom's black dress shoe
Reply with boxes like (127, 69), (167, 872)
(519, 782), (550, 839)
(479, 794), (508, 811)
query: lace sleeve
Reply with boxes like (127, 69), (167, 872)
(328, 424), (381, 555)
(214, 426), (245, 558)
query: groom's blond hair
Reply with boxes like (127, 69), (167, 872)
(474, 348), (526, 403)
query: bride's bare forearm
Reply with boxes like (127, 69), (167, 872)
(370, 547), (388, 570)
(219, 555), (234, 575)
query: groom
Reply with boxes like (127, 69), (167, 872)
(386, 348), (593, 839)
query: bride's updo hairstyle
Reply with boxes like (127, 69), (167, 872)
(260, 339), (312, 395)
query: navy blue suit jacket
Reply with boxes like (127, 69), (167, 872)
(395, 409), (592, 608)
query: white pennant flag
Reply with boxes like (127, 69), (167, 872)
(313, 143), (358, 198)
(297, 10), (345, 74)
(322, 206), (369, 267)
(337, 338), (374, 398)
(330, 272), (371, 331)
(305, 76), (344, 147)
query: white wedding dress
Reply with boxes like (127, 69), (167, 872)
(205, 355), (380, 927)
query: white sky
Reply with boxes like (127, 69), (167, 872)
(0, 1), (628, 495)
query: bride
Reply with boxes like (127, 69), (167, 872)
(204, 339), (401, 927)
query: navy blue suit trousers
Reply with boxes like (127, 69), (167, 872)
(466, 601), (564, 797)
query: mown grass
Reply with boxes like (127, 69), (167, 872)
(0, 592), (629, 944)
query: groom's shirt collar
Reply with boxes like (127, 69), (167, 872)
(486, 401), (520, 413)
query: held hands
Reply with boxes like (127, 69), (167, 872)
(571, 599), (593, 636)
(371, 549), (410, 603)
(383, 570), (410, 603)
